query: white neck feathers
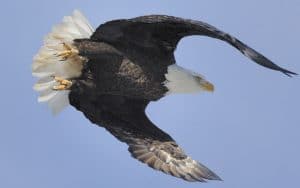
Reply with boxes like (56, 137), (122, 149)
(163, 64), (208, 95)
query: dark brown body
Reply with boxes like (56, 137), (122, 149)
(73, 39), (170, 101)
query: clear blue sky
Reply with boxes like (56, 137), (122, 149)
(1, 0), (299, 187)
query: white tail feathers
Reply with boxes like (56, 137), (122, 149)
(32, 10), (94, 114)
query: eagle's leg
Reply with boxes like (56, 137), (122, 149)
(52, 76), (72, 90)
(56, 43), (78, 61)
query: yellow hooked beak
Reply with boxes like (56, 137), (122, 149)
(200, 80), (214, 92)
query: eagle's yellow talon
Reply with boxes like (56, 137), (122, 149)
(53, 85), (66, 90)
(61, 80), (72, 86)
(52, 76), (72, 90)
(56, 43), (78, 60)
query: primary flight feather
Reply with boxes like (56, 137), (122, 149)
(32, 10), (296, 182)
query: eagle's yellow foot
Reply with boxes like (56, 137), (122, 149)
(56, 43), (78, 61)
(52, 76), (72, 90)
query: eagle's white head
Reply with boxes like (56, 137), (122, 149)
(164, 64), (214, 95)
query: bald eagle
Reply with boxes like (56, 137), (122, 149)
(32, 10), (296, 182)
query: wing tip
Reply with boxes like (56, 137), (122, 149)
(207, 173), (223, 181)
(194, 162), (223, 182)
(201, 170), (223, 182)
(281, 69), (298, 77)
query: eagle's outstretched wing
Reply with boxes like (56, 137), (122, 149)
(106, 125), (221, 182)
(69, 94), (221, 182)
(91, 15), (296, 76)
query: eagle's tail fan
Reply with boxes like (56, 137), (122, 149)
(32, 10), (94, 114)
